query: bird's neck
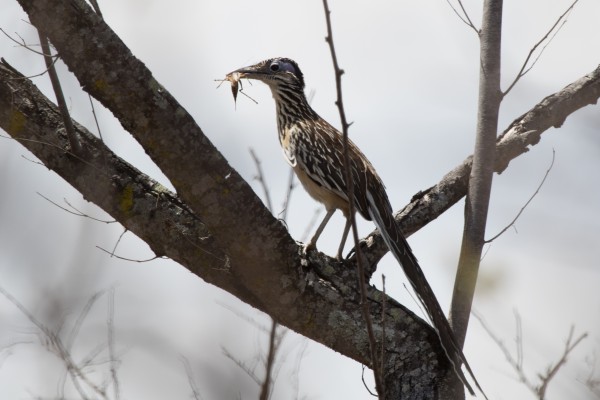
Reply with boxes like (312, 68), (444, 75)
(270, 85), (318, 132)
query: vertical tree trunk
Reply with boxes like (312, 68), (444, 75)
(450, 0), (503, 348)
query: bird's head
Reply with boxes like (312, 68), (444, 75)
(230, 57), (305, 91)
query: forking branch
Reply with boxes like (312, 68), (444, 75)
(503, 0), (579, 96)
(445, 0), (479, 34)
(475, 311), (588, 400)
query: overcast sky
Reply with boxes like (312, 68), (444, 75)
(1, 1), (599, 399)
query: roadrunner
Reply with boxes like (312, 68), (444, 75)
(229, 57), (484, 396)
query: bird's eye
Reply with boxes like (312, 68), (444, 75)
(270, 63), (280, 72)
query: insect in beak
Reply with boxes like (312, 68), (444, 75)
(215, 71), (257, 108)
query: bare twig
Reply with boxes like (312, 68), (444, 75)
(14, 56), (61, 80)
(290, 340), (308, 400)
(537, 326), (587, 399)
(0, 338), (34, 371)
(37, 31), (81, 153)
(66, 291), (105, 350)
(280, 168), (296, 222)
(78, 342), (108, 370)
(402, 282), (427, 322)
(88, 95), (104, 141)
(218, 302), (282, 400)
(515, 310), (523, 371)
(222, 346), (262, 385)
(444, 0), (480, 34)
(180, 355), (204, 400)
(37, 192), (117, 224)
(110, 228), (128, 257)
(475, 311), (588, 399)
(584, 352), (600, 397)
(486, 149), (555, 243)
(0, 285), (108, 399)
(360, 364), (378, 397)
(225, 303), (297, 399)
(259, 319), (278, 400)
(95, 246), (161, 263)
(0, 132), (108, 177)
(20, 154), (45, 166)
(0, 27), (54, 57)
(322, 0), (383, 397)
(476, 311), (532, 387)
(250, 148), (274, 213)
(503, 0), (579, 96)
(107, 287), (120, 400)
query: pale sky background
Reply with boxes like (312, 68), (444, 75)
(0, 1), (599, 399)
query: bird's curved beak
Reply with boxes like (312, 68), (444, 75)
(228, 62), (267, 81)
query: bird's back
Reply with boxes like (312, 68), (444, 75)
(283, 114), (384, 222)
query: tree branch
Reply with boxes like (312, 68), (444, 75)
(503, 0), (579, 97)
(0, 55), (443, 399)
(358, 63), (600, 271)
(476, 312), (588, 400)
(445, 0), (480, 35)
(322, 0), (383, 396)
(2, 0), (599, 396)
(450, 1), (503, 358)
(485, 149), (555, 243)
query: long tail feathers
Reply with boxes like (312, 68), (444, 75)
(365, 188), (487, 399)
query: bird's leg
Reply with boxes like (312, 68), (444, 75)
(304, 208), (335, 254)
(336, 217), (352, 260)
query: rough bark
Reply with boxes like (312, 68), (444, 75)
(0, 57), (448, 399)
(1, 0), (599, 397)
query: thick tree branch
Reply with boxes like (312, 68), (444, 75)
(3, 0), (599, 397)
(359, 63), (600, 269)
(0, 55), (443, 400)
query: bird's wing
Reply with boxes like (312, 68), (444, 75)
(291, 120), (374, 220)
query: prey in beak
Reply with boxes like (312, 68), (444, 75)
(217, 58), (304, 107)
(215, 69), (257, 107)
